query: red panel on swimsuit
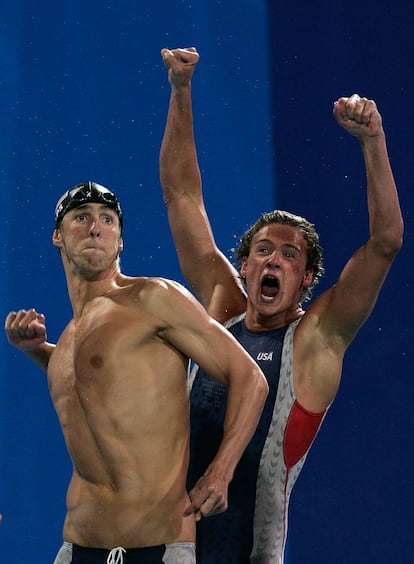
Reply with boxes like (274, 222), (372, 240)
(283, 400), (325, 469)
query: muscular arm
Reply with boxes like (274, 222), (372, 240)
(143, 278), (268, 517)
(159, 47), (246, 322)
(4, 309), (55, 372)
(295, 95), (403, 410)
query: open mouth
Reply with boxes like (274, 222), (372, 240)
(261, 275), (279, 298)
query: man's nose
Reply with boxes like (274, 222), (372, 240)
(266, 251), (280, 267)
(89, 219), (101, 237)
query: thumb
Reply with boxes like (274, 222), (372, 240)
(183, 500), (202, 521)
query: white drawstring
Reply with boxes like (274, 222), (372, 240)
(106, 546), (126, 564)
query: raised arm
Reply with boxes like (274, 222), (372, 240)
(324, 94), (403, 338)
(159, 47), (246, 322)
(143, 277), (268, 518)
(296, 95), (403, 411)
(5, 308), (55, 373)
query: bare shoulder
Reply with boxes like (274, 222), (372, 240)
(136, 276), (190, 299)
(112, 275), (185, 299)
(123, 276), (197, 313)
(108, 276), (205, 336)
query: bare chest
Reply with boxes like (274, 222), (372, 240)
(49, 301), (154, 394)
(47, 298), (186, 410)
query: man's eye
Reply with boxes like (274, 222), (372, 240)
(103, 216), (113, 223)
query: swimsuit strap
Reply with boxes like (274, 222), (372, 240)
(106, 546), (126, 564)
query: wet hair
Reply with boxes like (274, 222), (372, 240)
(54, 181), (123, 232)
(235, 210), (324, 302)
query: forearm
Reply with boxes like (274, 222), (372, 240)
(159, 83), (201, 203)
(360, 132), (403, 255)
(159, 83), (223, 300)
(208, 371), (268, 482)
(159, 48), (244, 315)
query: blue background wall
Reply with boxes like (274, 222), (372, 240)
(1, 2), (412, 562)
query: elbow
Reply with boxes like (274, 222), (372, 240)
(373, 221), (404, 258)
(394, 231), (404, 255)
(256, 369), (269, 402)
(159, 170), (172, 199)
(388, 227), (404, 257)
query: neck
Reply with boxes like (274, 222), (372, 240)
(63, 263), (122, 319)
(244, 304), (304, 332)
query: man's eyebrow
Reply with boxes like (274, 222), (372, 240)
(280, 242), (302, 251)
(254, 238), (302, 251)
(254, 237), (272, 245)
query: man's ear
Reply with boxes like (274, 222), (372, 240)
(303, 269), (313, 288)
(52, 228), (62, 249)
(240, 257), (248, 279)
(118, 237), (124, 252)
